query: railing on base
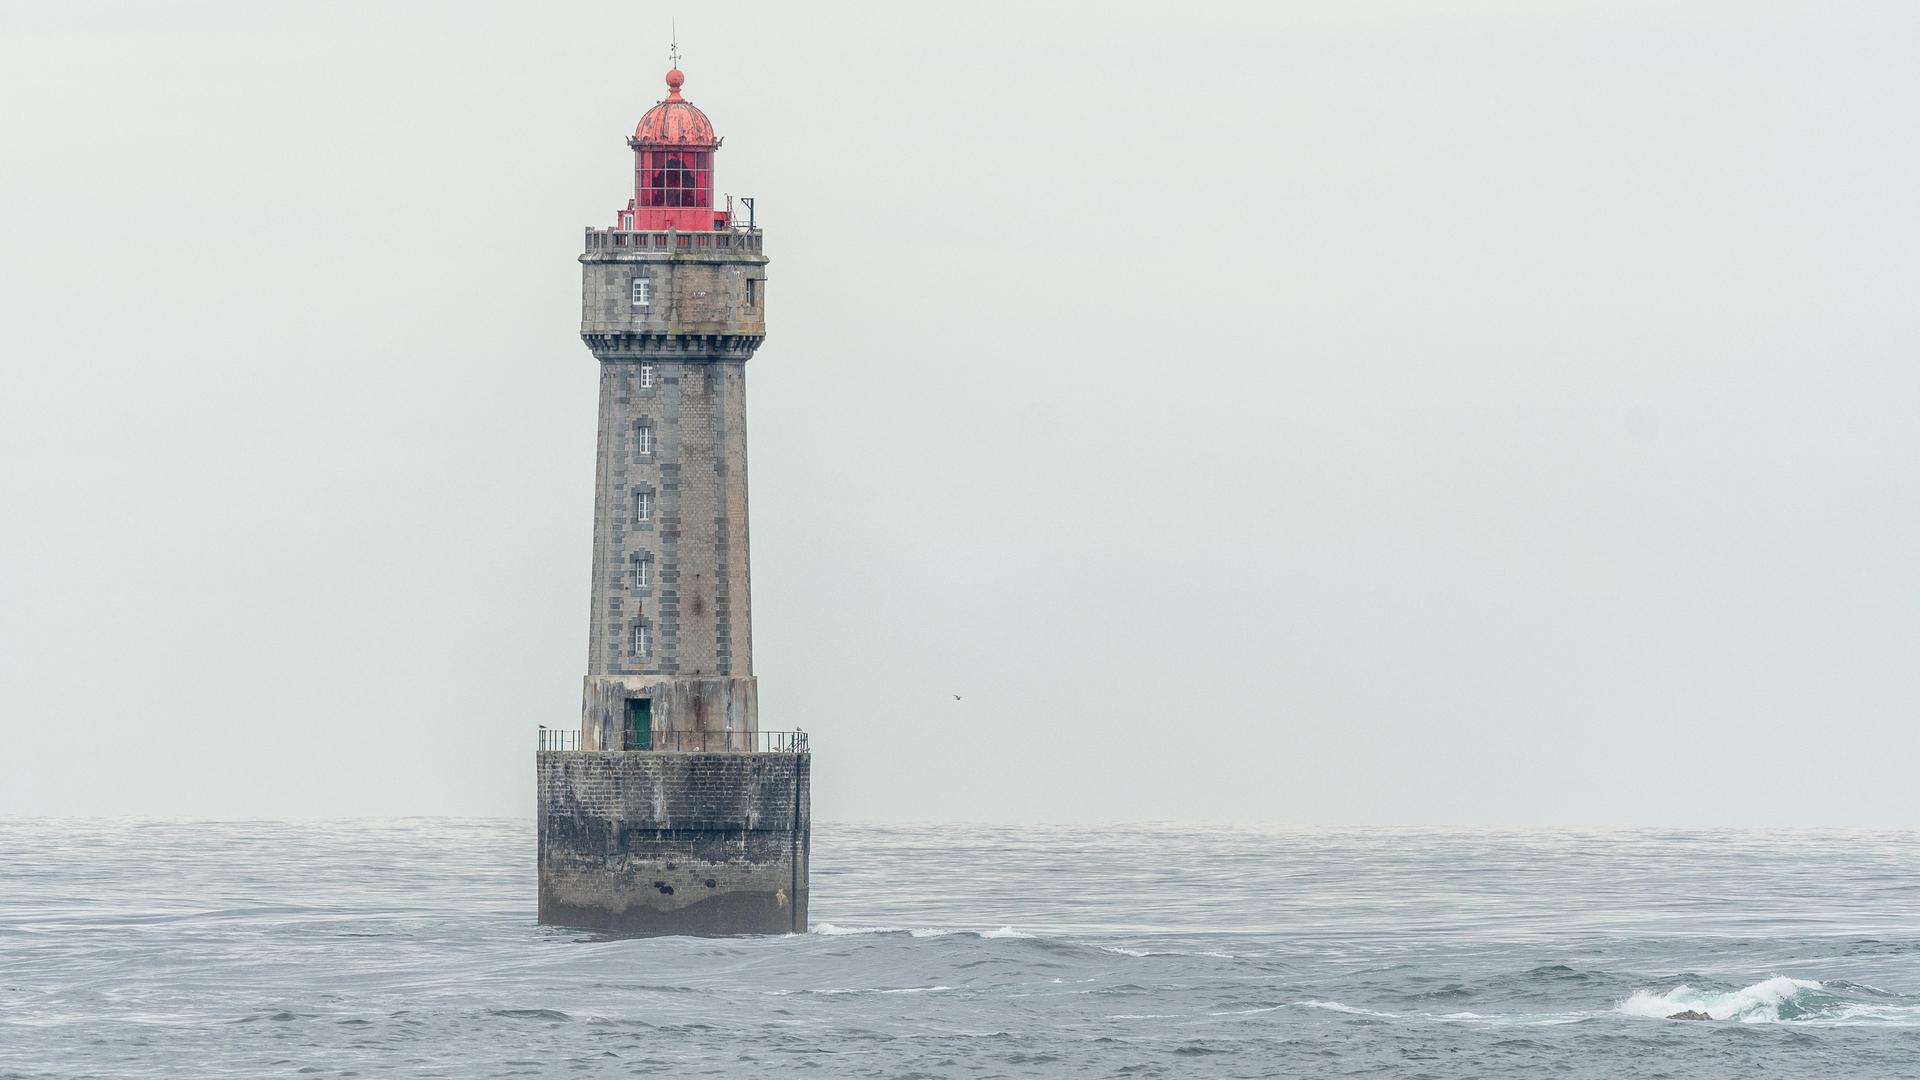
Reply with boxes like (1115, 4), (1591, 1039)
(535, 728), (808, 753)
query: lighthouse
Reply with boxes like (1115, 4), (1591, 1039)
(536, 61), (810, 936)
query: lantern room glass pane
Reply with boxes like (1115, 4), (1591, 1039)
(637, 150), (713, 209)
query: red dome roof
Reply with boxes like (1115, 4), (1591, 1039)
(632, 68), (717, 146)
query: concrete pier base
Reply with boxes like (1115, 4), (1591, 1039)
(536, 751), (809, 936)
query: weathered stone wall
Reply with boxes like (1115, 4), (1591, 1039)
(579, 674), (756, 751)
(585, 357), (753, 683)
(579, 245), (767, 340)
(581, 241), (765, 698)
(537, 751), (809, 936)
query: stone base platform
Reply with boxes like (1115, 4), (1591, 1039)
(536, 750), (809, 936)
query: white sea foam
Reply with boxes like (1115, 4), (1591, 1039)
(1300, 1000), (1398, 1018)
(810, 922), (1032, 940)
(772, 984), (954, 996)
(809, 922), (900, 936)
(1618, 976), (1824, 1023)
(1099, 945), (1239, 959)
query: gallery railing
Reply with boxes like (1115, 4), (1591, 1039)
(582, 228), (763, 253)
(536, 728), (808, 753)
(536, 727), (580, 751)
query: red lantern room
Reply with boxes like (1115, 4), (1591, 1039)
(617, 67), (729, 232)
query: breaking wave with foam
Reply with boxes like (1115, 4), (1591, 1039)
(1619, 976), (1920, 1024)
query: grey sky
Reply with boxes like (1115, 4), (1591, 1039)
(2, 1), (1916, 823)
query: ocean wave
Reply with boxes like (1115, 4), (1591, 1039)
(809, 922), (913, 937)
(1616, 976), (1916, 1023)
(764, 984), (953, 997)
(484, 1008), (571, 1022)
(1098, 945), (1238, 959)
(808, 922), (1033, 940)
(1208, 1004), (1288, 1016)
(1300, 1000), (1398, 1018)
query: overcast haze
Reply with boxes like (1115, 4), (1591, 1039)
(2, 1), (1917, 823)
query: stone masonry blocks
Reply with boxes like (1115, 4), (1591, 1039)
(537, 750), (810, 936)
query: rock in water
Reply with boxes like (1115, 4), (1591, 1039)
(1666, 1009), (1713, 1021)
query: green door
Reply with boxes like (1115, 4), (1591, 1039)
(625, 698), (652, 750)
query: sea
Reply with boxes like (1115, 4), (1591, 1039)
(2, 820), (1917, 1078)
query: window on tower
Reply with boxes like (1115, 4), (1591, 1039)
(632, 554), (653, 590)
(639, 364), (655, 389)
(634, 490), (653, 523)
(631, 278), (650, 308)
(635, 422), (655, 456)
(633, 622), (651, 658)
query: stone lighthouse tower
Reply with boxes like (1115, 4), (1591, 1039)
(536, 61), (810, 936)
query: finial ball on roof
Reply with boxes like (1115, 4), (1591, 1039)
(632, 66), (716, 145)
